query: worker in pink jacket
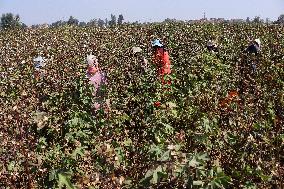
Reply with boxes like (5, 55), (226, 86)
(86, 55), (108, 111)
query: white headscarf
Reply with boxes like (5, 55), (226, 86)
(33, 56), (45, 63)
(207, 40), (217, 47)
(33, 56), (46, 69)
(86, 54), (98, 66)
(254, 38), (261, 48)
(132, 46), (142, 54)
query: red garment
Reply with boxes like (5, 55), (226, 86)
(153, 48), (171, 85)
(154, 101), (161, 107)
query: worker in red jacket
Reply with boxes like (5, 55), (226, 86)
(152, 39), (171, 85)
(152, 39), (172, 108)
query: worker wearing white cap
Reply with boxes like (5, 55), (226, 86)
(86, 54), (108, 111)
(246, 38), (261, 73)
(34, 56), (46, 70)
(33, 55), (46, 80)
(246, 38), (261, 54)
(206, 39), (219, 52)
(132, 46), (148, 73)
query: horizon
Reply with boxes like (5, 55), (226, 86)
(0, 0), (283, 26)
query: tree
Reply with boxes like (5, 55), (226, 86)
(109, 14), (116, 26)
(21, 23), (27, 28)
(252, 16), (263, 24)
(0, 13), (22, 29)
(98, 19), (105, 27)
(164, 18), (179, 23)
(51, 20), (66, 27)
(67, 16), (79, 26)
(117, 14), (124, 25)
(79, 21), (87, 27)
(88, 19), (98, 26)
(276, 14), (284, 24)
(246, 17), (250, 23)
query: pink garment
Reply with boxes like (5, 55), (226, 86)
(89, 71), (106, 96)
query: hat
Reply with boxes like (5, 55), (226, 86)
(132, 46), (142, 53)
(207, 40), (214, 47)
(254, 38), (261, 47)
(33, 56), (46, 69)
(207, 40), (217, 47)
(86, 54), (98, 66)
(33, 56), (45, 63)
(152, 39), (163, 47)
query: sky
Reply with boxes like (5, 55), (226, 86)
(0, 0), (283, 26)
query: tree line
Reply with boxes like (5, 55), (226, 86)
(49, 14), (124, 28)
(0, 13), (124, 29)
(2, 12), (284, 30)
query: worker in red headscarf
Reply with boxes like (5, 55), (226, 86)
(152, 39), (171, 85)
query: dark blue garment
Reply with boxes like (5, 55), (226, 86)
(246, 44), (260, 54)
(207, 44), (218, 52)
(35, 62), (43, 69)
(251, 62), (257, 73)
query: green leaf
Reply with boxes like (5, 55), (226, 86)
(152, 169), (158, 184)
(39, 137), (47, 145)
(49, 169), (57, 181)
(58, 173), (75, 189)
(115, 147), (125, 164)
(149, 144), (163, 158)
(165, 101), (177, 108)
(123, 138), (132, 147)
(171, 109), (178, 117)
(152, 165), (163, 184)
(71, 146), (85, 159)
(202, 117), (211, 132)
(193, 180), (204, 186)
(198, 153), (209, 161)
(158, 150), (170, 162)
(161, 122), (174, 135)
(188, 157), (199, 167)
(144, 169), (154, 179)
(8, 161), (15, 171)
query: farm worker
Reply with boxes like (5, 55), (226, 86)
(238, 38), (261, 97)
(33, 55), (46, 80)
(218, 90), (240, 126)
(218, 90), (240, 110)
(132, 46), (148, 73)
(244, 38), (261, 73)
(86, 54), (108, 111)
(151, 39), (172, 108)
(206, 39), (219, 52)
(151, 39), (171, 85)
(246, 38), (261, 54)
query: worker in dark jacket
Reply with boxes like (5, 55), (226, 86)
(206, 39), (219, 53)
(246, 38), (261, 54)
(245, 38), (261, 73)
